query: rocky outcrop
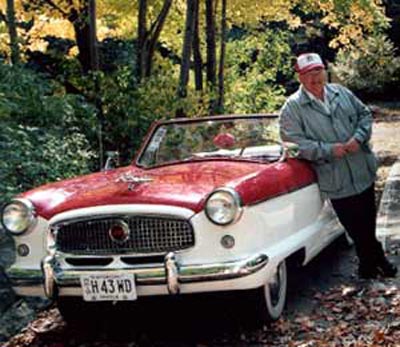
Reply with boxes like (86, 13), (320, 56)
(0, 233), (15, 311)
(0, 232), (49, 342)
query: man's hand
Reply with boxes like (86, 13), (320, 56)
(332, 143), (347, 158)
(344, 138), (360, 154)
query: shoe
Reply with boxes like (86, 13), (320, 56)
(376, 260), (398, 278)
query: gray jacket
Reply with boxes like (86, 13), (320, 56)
(279, 83), (377, 199)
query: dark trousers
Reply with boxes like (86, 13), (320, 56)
(330, 184), (386, 268)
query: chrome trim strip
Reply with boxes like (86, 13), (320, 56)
(51, 213), (192, 227)
(7, 254), (268, 300)
(5, 267), (43, 286)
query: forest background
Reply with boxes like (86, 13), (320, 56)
(1, 0), (400, 204)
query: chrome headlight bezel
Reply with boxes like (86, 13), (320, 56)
(1, 198), (37, 235)
(205, 187), (243, 226)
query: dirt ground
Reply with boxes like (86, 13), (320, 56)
(2, 104), (400, 347)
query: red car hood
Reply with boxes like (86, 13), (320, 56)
(21, 160), (315, 220)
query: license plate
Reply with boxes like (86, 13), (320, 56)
(80, 273), (137, 302)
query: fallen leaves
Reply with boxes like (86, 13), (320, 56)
(2, 279), (400, 347)
(260, 280), (400, 347)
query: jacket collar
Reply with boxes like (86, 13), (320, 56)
(298, 84), (340, 115)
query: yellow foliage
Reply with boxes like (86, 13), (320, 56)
(228, 0), (302, 28)
(0, 0), (389, 63)
(311, 0), (388, 47)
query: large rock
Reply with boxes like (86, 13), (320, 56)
(0, 232), (16, 313)
(0, 230), (49, 342)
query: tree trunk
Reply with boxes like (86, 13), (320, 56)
(87, 0), (104, 169)
(137, 0), (147, 81)
(6, 0), (20, 65)
(178, 0), (197, 99)
(88, 0), (99, 71)
(205, 0), (217, 114)
(145, 0), (173, 77)
(217, 0), (226, 113)
(205, 0), (216, 86)
(192, 0), (202, 91)
(69, 2), (92, 74)
(136, 0), (172, 81)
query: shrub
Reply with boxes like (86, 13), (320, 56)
(224, 28), (293, 113)
(0, 63), (97, 204)
(99, 63), (209, 164)
(0, 125), (96, 203)
(333, 34), (400, 96)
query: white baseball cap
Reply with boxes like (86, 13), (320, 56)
(295, 53), (325, 74)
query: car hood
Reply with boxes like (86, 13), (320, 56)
(20, 160), (315, 220)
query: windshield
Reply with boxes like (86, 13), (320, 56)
(137, 116), (281, 168)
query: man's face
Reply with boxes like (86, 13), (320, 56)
(298, 67), (327, 97)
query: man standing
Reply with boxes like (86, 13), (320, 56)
(279, 53), (397, 279)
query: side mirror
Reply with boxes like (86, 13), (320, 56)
(279, 142), (299, 162)
(103, 151), (120, 171)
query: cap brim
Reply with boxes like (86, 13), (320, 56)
(297, 63), (325, 74)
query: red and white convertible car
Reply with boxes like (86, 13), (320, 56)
(1, 114), (344, 322)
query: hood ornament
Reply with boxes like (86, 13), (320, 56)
(117, 173), (153, 191)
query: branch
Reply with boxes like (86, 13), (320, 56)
(148, 0), (173, 41)
(39, 0), (70, 18)
(0, 10), (7, 24)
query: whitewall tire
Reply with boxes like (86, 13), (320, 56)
(262, 260), (287, 321)
(251, 260), (287, 324)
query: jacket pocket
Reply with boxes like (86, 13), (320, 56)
(314, 162), (342, 193)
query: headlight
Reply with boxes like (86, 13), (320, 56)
(205, 188), (242, 225)
(1, 199), (36, 235)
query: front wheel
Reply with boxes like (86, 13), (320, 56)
(247, 260), (287, 325)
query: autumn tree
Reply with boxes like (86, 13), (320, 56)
(192, 0), (202, 91)
(25, 0), (99, 73)
(205, 0), (216, 112)
(4, 0), (20, 64)
(217, 0), (226, 112)
(136, 0), (173, 81)
(178, 0), (197, 99)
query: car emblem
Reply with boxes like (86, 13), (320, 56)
(108, 220), (130, 244)
(116, 173), (153, 191)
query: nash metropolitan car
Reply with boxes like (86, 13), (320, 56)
(1, 114), (345, 323)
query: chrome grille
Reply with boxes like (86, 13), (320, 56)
(54, 216), (194, 255)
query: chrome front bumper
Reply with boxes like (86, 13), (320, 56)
(7, 253), (268, 300)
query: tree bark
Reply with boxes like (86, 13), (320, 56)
(68, 1), (92, 73)
(87, 0), (104, 169)
(145, 0), (173, 77)
(88, 0), (99, 72)
(205, 0), (216, 86)
(136, 0), (173, 81)
(217, 0), (226, 113)
(6, 0), (20, 65)
(137, 0), (147, 81)
(205, 0), (217, 114)
(178, 0), (197, 99)
(192, 0), (202, 91)
(28, 0), (95, 73)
